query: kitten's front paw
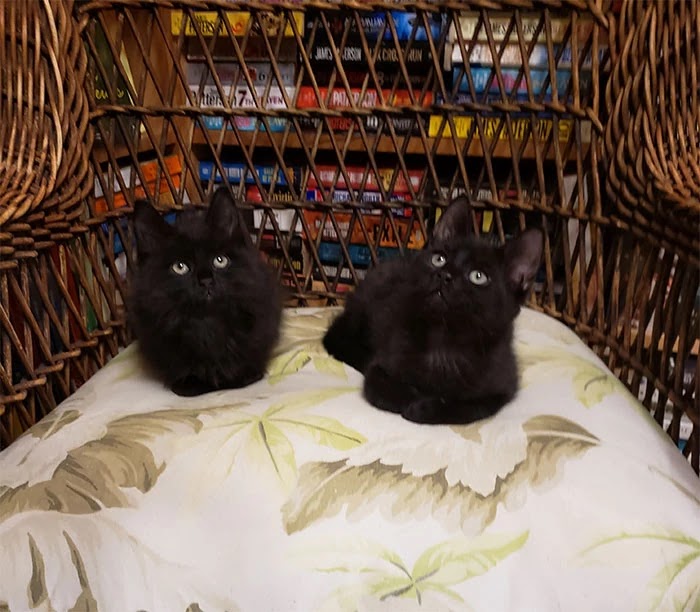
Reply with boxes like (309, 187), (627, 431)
(402, 397), (448, 424)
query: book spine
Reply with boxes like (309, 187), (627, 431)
(302, 67), (427, 89)
(198, 114), (289, 132)
(94, 175), (181, 214)
(262, 252), (305, 284)
(192, 84), (293, 132)
(452, 43), (598, 68)
(296, 86), (432, 110)
(259, 230), (303, 255)
(309, 32), (433, 72)
(437, 92), (554, 105)
(428, 115), (591, 144)
(302, 210), (425, 248)
(317, 241), (401, 266)
(453, 66), (591, 97)
(448, 13), (593, 43)
(313, 264), (368, 284)
(307, 12), (444, 42)
(305, 188), (413, 208)
(171, 10), (304, 38)
(199, 162), (299, 187)
(94, 154), (182, 199)
(193, 84), (293, 109)
(259, 227), (306, 285)
(251, 206), (301, 234)
(186, 61), (296, 89)
(296, 86), (430, 134)
(306, 165), (423, 193)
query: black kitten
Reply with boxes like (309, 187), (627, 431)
(323, 197), (543, 425)
(130, 187), (281, 396)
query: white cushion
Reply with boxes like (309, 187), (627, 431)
(0, 307), (698, 611)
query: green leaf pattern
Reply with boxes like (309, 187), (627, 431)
(0, 307), (697, 611)
(297, 531), (529, 610)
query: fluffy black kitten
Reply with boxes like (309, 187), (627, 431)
(130, 187), (281, 396)
(323, 197), (543, 425)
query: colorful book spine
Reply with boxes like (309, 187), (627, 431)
(302, 210), (425, 249)
(306, 165), (423, 193)
(296, 86), (431, 134)
(253, 209), (301, 233)
(428, 115), (591, 144)
(313, 264), (368, 284)
(94, 155), (183, 213)
(308, 12), (444, 42)
(448, 13), (594, 43)
(248, 184), (301, 233)
(192, 84), (294, 132)
(317, 242), (402, 267)
(451, 43), (599, 68)
(453, 66), (591, 97)
(305, 188), (413, 209)
(437, 92), (555, 106)
(303, 67), (427, 89)
(187, 61), (295, 89)
(259, 231), (305, 286)
(199, 162), (300, 187)
(171, 10), (304, 38)
(309, 32), (433, 72)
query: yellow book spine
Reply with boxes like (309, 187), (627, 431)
(171, 11), (304, 38)
(428, 115), (589, 143)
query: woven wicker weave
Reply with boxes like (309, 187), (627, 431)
(0, 0), (697, 474)
(605, 0), (700, 254)
(0, 0), (93, 443)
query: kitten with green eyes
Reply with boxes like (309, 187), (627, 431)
(323, 197), (543, 424)
(129, 188), (281, 396)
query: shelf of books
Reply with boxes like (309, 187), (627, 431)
(84, 4), (619, 312)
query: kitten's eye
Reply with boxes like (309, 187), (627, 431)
(468, 270), (490, 286)
(212, 255), (230, 269)
(431, 253), (447, 268)
(171, 261), (190, 275)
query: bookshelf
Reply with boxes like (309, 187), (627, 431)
(190, 126), (591, 160)
(83, 3), (608, 317)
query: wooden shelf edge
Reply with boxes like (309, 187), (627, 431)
(189, 127), (590, 161)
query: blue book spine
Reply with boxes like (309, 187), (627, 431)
(371, 12), (444, 42)
(318, 242), (401, 266)
(454, 66), (591, 97)
(316, 12), (444, 42)
(454, 43), (600, 68)
(200, 116), (288, 132)
(199, 162), (297, 186)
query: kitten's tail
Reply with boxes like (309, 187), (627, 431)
(323, 310), (372, 374)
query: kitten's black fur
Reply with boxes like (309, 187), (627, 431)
(323, 197), (543, 425)
(130, 187), (281, 396)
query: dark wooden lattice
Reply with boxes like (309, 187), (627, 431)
(0, 0), (697, 473)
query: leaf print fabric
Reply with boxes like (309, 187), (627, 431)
(0, 307), (698, 611)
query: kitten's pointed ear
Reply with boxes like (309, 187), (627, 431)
(207, 186), (242, 240)
(133, 200), (173, 258)
(432, 197), (472, 244)
(505, 228), (544, 303)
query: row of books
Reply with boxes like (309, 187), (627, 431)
(198, 160), (427, 288)
(195, 159), (569, 296)
(180, 10), (604, 139)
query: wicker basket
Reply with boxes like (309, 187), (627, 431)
(0, 0), (697, 473)
(0, 0), (94, 443)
